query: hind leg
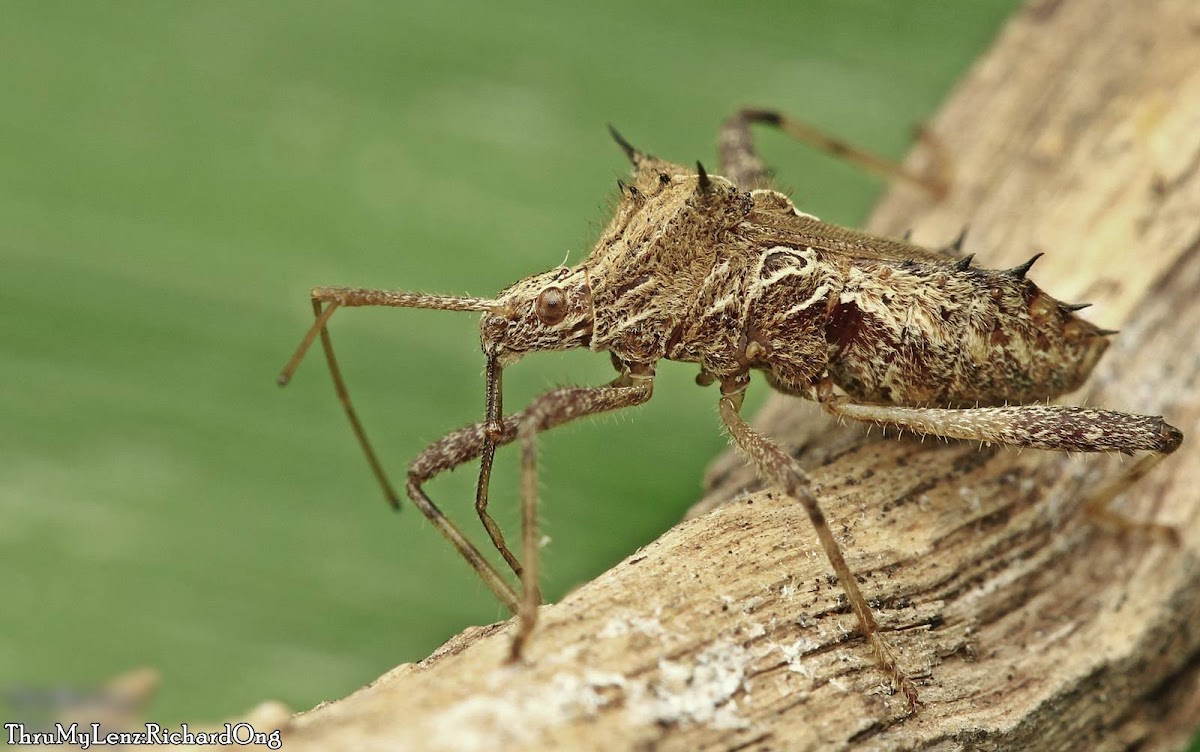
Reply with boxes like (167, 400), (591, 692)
(718, 107), (949, 197)
(718, 387), (920, 708)
(818, 386), (1183, 542)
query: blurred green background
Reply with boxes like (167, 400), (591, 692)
(0, 0), (1087, 727)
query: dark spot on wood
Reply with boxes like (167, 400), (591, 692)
(976, 506), (1014, 531)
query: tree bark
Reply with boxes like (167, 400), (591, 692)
(264, 0), (1200, 749)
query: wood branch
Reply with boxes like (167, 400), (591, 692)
(249, 0), (1200, 749)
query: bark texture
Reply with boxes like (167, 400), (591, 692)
(259, 0), (1200, 748)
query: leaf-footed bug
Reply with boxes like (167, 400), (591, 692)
(278, 108), (1183, 709)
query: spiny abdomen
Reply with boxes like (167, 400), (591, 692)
(825, 256), (1110, 407)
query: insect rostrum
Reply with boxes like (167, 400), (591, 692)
(279, 109), (1182, 710)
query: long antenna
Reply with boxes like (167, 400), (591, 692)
(277, 286), (501, 509)
(278, 288), (501, 386)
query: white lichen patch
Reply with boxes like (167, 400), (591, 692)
(597, 609), (666, 639)
(428, 626), (758, 749)
(626, 641), (752, 730)
(958, 484), (984, 513)
(428, 669), (625, 752)
(742, 622), (767, 640)
(773, 637), (824, 686)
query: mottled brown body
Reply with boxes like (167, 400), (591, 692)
(280, 108), (1182, 711)
(552, 168), (1109, 408)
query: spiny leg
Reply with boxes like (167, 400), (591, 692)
(279, 286), (656, 623)
(719, 107), (949, 198)
(405, 375), (654, 637)
(407, 413), (523, 613)
(718, 387), (920, 708)
(820, 392), (1183, 542)
(510, 375), (655, 661)
(472, 358), (640, 582)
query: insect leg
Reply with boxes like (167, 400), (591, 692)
(279, 287), (502, 509)
(407, 376), (654, 637)
(1079, 453), (1179, 543)
(509, 376), (655, 661)
(721, 108), (949, 198)
(718, 388), (920, 709)
(407, 413), (523, 612)
(718, 111), (774, 190)
(820, 395), (1183, 542)
(475, 357), (524, 579)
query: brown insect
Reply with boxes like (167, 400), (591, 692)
(278, 108), (1183, 708)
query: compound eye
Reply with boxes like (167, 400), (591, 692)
(535, 286), (568, 325)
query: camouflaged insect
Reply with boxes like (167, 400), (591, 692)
(280, 108), (1182, 709)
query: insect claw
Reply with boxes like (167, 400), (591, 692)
(1060, 301), (1092, 312)
(696, 161), (712, 193)
(1095, 327), (1120, 336)
(953, 253), (975, 271)
(1004, 252), (1044, 279)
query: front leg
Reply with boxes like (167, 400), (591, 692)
(510, 374), (655, 660)
(717, 386), (920, 709)
(406, 374), (655, 654)
(407, 414), (523, 612)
